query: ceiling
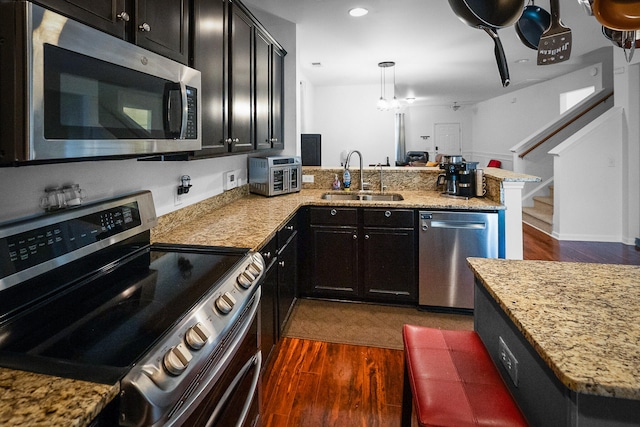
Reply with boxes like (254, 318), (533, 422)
(242, 0), (613, 107)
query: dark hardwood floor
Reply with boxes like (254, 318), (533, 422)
(261, 224), (640, 426)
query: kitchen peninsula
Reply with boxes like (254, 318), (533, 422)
(468, 258), (640, 426)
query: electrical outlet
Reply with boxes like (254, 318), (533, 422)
(499, 337), (519, 386)
(302, 175), (314, 183)
(174, 191), (184, 206)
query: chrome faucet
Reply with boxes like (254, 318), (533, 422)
(345, 150), (369, 191)
(376, 163), (386, 193)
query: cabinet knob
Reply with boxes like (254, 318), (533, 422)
(353, 234), (358, 240)
(270, 138), (278, 143)
(117, 11), (130, 22)
(330, 209), (337, 216)
(285, 225), (294, 231)
(385, 210), (392, 218)
(225, 138), (233, 145)
(139, 22), (151, 32)
(233, 138), (240, 143)
(365, 234), (370, 240)
(278, 261), (285, 268)
(262, 251), (272, 260)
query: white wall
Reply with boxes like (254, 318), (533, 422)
(0, 155), (247, 223)
(471, 64), (605, 171)
(404, 105), (474, 162)
(307, 84), (396, 166)
(550, 108), (624, 242)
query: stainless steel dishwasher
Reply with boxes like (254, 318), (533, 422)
(419, 211), (499, 311)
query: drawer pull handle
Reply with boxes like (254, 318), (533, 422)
(262, 251), (272, 260)
(285, 225), (294, 231)
(278, 261), (285, 267)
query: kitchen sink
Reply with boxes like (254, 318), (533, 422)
(321, 192), (404, 201)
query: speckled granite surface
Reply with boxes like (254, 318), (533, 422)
(152, 188), (504, 249)
(467, 258), (640, 400)
(0, 369), (118, 426)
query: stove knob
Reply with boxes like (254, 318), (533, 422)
(247, 261), (262, 277)
(252, 253), (264, 267)
(237, 271), (254, 289)
(185, 322), (209, 350)
(215, 292), (236, 314)
(163, 343), (192, 375)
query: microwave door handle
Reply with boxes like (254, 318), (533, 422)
(178, 81), (188, 139)
(166, 83), (188, 138)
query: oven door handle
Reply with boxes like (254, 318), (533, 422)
(204, 350), (262, 427)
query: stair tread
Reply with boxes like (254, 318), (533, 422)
(533, 196), (553, 206)
(523, 207), (552, 224)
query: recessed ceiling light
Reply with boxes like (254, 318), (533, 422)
(349, 7), (369, 17)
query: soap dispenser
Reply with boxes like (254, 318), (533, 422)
(343, 168), (351, 191)
(332, 174), (341, 190)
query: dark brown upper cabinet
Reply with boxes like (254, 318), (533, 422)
(34, 0), (190, 64)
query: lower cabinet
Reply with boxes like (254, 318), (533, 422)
(259, 215), (298, 369)
(305, 207), (417, 304)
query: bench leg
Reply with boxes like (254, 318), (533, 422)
(401, 357), (413, 427)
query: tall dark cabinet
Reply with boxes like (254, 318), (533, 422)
(191, 0), (286, 157)
(255, 29), (285, 151)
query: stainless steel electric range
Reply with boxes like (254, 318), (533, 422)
(0, 191), (264, 426)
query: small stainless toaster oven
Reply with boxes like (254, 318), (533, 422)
(249, 156), (302, 196)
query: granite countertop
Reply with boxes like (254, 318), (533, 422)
(0, 369), (118, 426)
(152, 188), (504, 249)
(467, 258), (640, 400)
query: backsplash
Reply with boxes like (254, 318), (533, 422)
(301, 166), (501, 203)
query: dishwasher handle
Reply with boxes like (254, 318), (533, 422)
(429, 220), (487, 230)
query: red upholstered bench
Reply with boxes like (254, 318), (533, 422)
(402, 325), (528, 427)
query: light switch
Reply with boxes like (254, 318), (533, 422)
(223, 170), (240, 190)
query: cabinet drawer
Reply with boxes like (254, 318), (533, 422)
(363, 209), (414, 228)
(310, 207), (358, 226)
(278, 216), (297, 247)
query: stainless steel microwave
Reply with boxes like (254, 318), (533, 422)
(0, 2), (201, 165)
(249, 156), (302, 196)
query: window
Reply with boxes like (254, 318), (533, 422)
(560, 86), (595, 114)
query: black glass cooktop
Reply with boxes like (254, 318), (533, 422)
(0, 244), (246, 383)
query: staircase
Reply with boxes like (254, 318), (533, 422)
(523, 186), (553, 235)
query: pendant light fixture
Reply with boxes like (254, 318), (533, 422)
(377, 61), (399, 111)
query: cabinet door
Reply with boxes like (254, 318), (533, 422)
(192, 0), (227, 156)
(259, 239), (278, 370)
(135, 0), (190, 64)
(310, 226), (359, 298)
(277, 233), (297, 332)
(35, 0), (127, 38)
(362, 227), (416, 303)
(254, 29), (271, 151)
(228, 4), (254, 152)
(270, 46), (285, 150)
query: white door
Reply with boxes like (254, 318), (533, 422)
(434, 123), (461, 156)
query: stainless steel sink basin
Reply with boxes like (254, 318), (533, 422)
(321, 192), (404, 201)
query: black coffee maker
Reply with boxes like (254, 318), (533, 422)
(437, 156), (478, 198)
